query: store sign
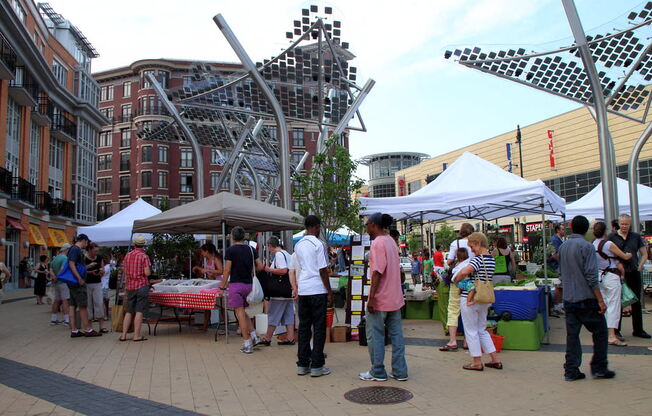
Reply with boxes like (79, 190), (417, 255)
(400, 242), (406, 248)
(525, 222), (542, 233)
(497, 227), (511, 234)
(523, 236), (529, 243)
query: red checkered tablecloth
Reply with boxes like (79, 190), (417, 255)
(148, 292), (220, 310)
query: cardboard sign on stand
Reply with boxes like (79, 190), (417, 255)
(346, 236), (371, 341)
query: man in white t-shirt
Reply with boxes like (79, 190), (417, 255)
(292, 215), (333, 378)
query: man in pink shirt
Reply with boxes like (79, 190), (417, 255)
(359, 213), (408, 382)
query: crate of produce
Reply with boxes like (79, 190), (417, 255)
(176, 279), (220, 293)
(152, 279), (185, 293)
(493, 287), (543, 321)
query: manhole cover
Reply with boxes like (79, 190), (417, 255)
(344, 386), (413, 405)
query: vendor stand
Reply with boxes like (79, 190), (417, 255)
(360, 152), (566, 344)
(132, 191), (303, 343)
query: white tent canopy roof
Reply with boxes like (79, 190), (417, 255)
(360, 152), (565, 221)
(293, 225), (359, 238)
(78, 198), (161, 246)
(563, 177), (652, 220)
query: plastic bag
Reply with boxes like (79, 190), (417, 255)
(246, 275), (264, 304)
(621, 282), (638, 308)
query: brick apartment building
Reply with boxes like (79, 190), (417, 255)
(0, 1), (105, 289)
(93, 58), (350, 218)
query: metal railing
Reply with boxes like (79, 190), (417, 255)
(0, 167), (13, 195)
(135, 105), (170, 117)
(9, 66), (40, 101)
(50, 198), (75, 218)
(35, 191), (52, 211)
(11, 177), (35, 205)
(49, 114), (77, 138)
(0, 32), (17, 74)
(36, 94), (53, 115)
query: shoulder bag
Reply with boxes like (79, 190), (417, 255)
(263, 252), (292, 298)
(473, 255), (495, 304)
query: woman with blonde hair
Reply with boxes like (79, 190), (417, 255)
(453, 232), (502, 371)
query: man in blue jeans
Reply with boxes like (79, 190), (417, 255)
(359, 213), (408, 382)
(558, 215), (614, 381)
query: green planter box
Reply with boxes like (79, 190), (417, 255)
(431, 300), (441, 321)
(496, 314), (543, 351)
(405, 299), (433, 319)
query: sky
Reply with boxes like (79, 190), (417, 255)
(46, 0), (646, 180)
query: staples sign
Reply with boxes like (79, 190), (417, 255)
(525, 222), (542, 233)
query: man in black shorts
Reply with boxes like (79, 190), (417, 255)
(67, 234), (101, 338)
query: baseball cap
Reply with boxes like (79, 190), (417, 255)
(60, 243), (72, 250)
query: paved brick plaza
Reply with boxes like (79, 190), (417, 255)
(0, 289), (650, 416)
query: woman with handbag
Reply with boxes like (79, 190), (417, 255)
(259, 236), (295, 346)
(452, 232), (502, 371)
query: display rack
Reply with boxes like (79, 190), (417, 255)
(345, 234), (371, 340)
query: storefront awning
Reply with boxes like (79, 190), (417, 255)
(47, 229), (69, 247)
(6, 217), (26, 231)
(28, 225), (47, 246)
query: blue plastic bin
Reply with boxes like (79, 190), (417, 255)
(493, 287), (543, 321)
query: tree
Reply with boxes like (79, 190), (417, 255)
(294, 134), (365, 244)
(146, 233), (198, 278)
(434, 222), (457, 251)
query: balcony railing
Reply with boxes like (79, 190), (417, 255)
(50, 114), (77, 138)
(0, 167), (13, 195)
(50, 198), (75, 218)
(135, 106), (170, 117)
(0, 32), (17, 74)
(35, 191), (52, 211)
(36, 94), (53, 115)
(11, 177), (35, 205)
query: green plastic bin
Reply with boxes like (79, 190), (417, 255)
(496, 315), (541, 351)
(405, 299), (433, 319)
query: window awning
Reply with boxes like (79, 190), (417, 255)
(6, 218), (27, 231)
(28, 225), (47, 246)
(47, 229), (69, 247)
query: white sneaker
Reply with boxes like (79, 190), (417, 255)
(240, 344), (253, 354)
(390, 373), (408, 381)
(358, 371), (387, 381)
(310, 367), (331, 377)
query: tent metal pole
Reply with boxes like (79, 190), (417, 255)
(222, 220), (228, 344)
(420, 212), (424, 253)
(628, 122), (652, 233)
(541, 197), (550, 344)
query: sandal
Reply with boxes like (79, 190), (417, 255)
(485, 362), (503, 370)
(133, 338), (148, 342)
(439, 344), (458, 352)
(100, 328), (109, 334)
(119, 336), (128, 342)
(462, 364), (484, 371)
(608, 339), (627, 347)
(278, 340), (295, 346)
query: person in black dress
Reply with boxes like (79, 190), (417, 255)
(34, 255), (49, 305)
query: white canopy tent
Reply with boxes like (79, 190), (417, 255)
(562, 177), (652, 221)
(360, 152), (565, 221)
(77, 198), (161, 246)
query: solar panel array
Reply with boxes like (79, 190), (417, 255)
(138, 5), (364, 194)
(444, 2), (652, 118)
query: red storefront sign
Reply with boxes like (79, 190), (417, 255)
(525, 222), (542, 233)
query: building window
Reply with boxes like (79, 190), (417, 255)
(119, 200), (130, 210)
(97, 201), (112, 221)
(158, 146), (168, 164)
(183, 76), (193, 89)
(100, 85), (114, 102)
(121, 104), (131, 122)
(97, 154), (112, 170)
(211, 149), (221, 165)
(119, 176), (130, 196)
(180, 172), (193, 193)
(12, 0), (26, 23)
(48, 138), (64, 198)
(141, 171), (152, 188)
(408, 180), (421, 194)
(100, 107), (113, 120)
(120, 152), (130, 171)
(371, 183), (396, 198)
(158, 171), (168, 189)
(29, 122), (41, 186)
(292, 128), (305, 147)
(142, 145), (152, 163)
(179, 197), (194, 205)
(210, 172), (220, 189)
(123, 82), (131, 98)
(97, 178), (111, 194)
(180, 148), (193, 168)
(120, 128), (130, 148)
(142, 70), (169, 89)
(98, 131), (112, 147)
(5, 97), (21, 177)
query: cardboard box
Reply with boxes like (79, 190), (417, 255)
(332, 325), (350, 342)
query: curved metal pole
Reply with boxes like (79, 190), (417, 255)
(628, 122), (652, 232)
(146, 73), (205, 198)
(562, 0), (618, 223)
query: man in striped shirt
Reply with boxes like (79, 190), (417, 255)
(120, 235), (151, 342)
